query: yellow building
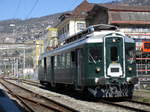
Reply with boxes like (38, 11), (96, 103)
(44, 27), (58, 52)
(35, 40), (44, 65)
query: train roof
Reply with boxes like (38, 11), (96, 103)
(39, 30), (134, 60)
(65, 24), (118, 43)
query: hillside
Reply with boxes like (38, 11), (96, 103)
(0, 13), (62, 43)
(0, 0), (150, 43)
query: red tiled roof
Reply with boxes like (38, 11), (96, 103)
(99, 4), (150, 12)
(71, 0), (94, 18)
(87, 4), (150, 25)
(111, 20), (150, 25)
(59, 0), (94, 20)
(109, 11), (150, 24)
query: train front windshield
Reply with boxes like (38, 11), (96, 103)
(126, 46), (135, 63)
(88, 46), (102, 63)
(111, 46), (118, 61)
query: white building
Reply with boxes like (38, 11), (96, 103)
(56, 0), (94, 44)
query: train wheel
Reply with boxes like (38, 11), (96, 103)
(40, 81), (46, 85)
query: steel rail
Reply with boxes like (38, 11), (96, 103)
(4, 77), (40, 85)
(10, 93), (63, 112)
(1, 78), (78, 112)
(99, 100), (150, 112)
(4, 77), (150, 111)
(1, 88), (62, 112)
(5, 90), (61, 112)
(3, 77), (41, 87)
(124, 99), (150, 106)
(0, 80), (35, 112)
(21, 80), (41, 87)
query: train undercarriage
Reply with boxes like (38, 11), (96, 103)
(88, 84), (134, 98)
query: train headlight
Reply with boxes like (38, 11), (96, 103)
(96, 67), (101, 73)
(112, 38), (116, 42)
(127, 77), (131, 82)
(128, 67), (132, 71)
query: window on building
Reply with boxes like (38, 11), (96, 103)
(58, 30), (61, 36)
(65, 24), (69, 35)
(38, 60), (41, 67)
(77, 23), (86, 31)
(81, 11), (87, 15)
(66, 24), (69, 31)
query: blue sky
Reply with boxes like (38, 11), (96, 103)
(0, 0), (115, 21)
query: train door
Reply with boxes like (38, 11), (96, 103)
(46, 56), (51, 82)
(39, 58), (45, 81)
(104, 36), (125, 78)
(72, 49), (83, 90)
(77, 49), (83, 87)
(44, 57), (47, 80)
(38, 59), (43, 80)
(51, 56), (55, 87)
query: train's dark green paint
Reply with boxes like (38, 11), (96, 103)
(38, 24), (138, 98)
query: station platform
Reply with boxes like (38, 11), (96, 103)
(0, 89), (22, 112)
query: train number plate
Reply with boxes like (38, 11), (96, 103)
(111, 68), (119, 72)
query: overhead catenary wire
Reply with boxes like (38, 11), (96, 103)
(69, 0), (79, 10)
(25, 0), (40, 19)
(100, 0), (117, 3)
(13, 0), (22, 19)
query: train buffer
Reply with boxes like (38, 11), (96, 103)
(0, 89), (21, 112)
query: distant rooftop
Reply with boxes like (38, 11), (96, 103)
(59, 0), (94, 22)
(98, 4), (150, 12)
(87, 4), (150, 25)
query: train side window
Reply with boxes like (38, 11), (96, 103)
(71, 51), (75, 62)
(88, 46), (102, 63)
(54, 56), (57, 68)
(57, 55), (61, 69)
(59, 55), (62, 69)
(42, 59), (44, 67)
(126, 46), (135, 63)
(66, 53), (71, 68)
(62, 54), (66, 68)
(71, 51), (77, 68)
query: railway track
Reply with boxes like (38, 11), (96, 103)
(100, 99), (150, 112)
(0, 78), (78, 112)
(21, 78), (150, 112)
(3, 77), (41, 87)
(21, 81), (150, 112)
(2, 77), (150, 112)
(20, 79), (41, 87)
(125, 99), (150, 106)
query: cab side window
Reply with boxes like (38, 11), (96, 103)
(88, 46), (102, 63)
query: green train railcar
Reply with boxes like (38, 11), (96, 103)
(38, 24), (138, 98)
